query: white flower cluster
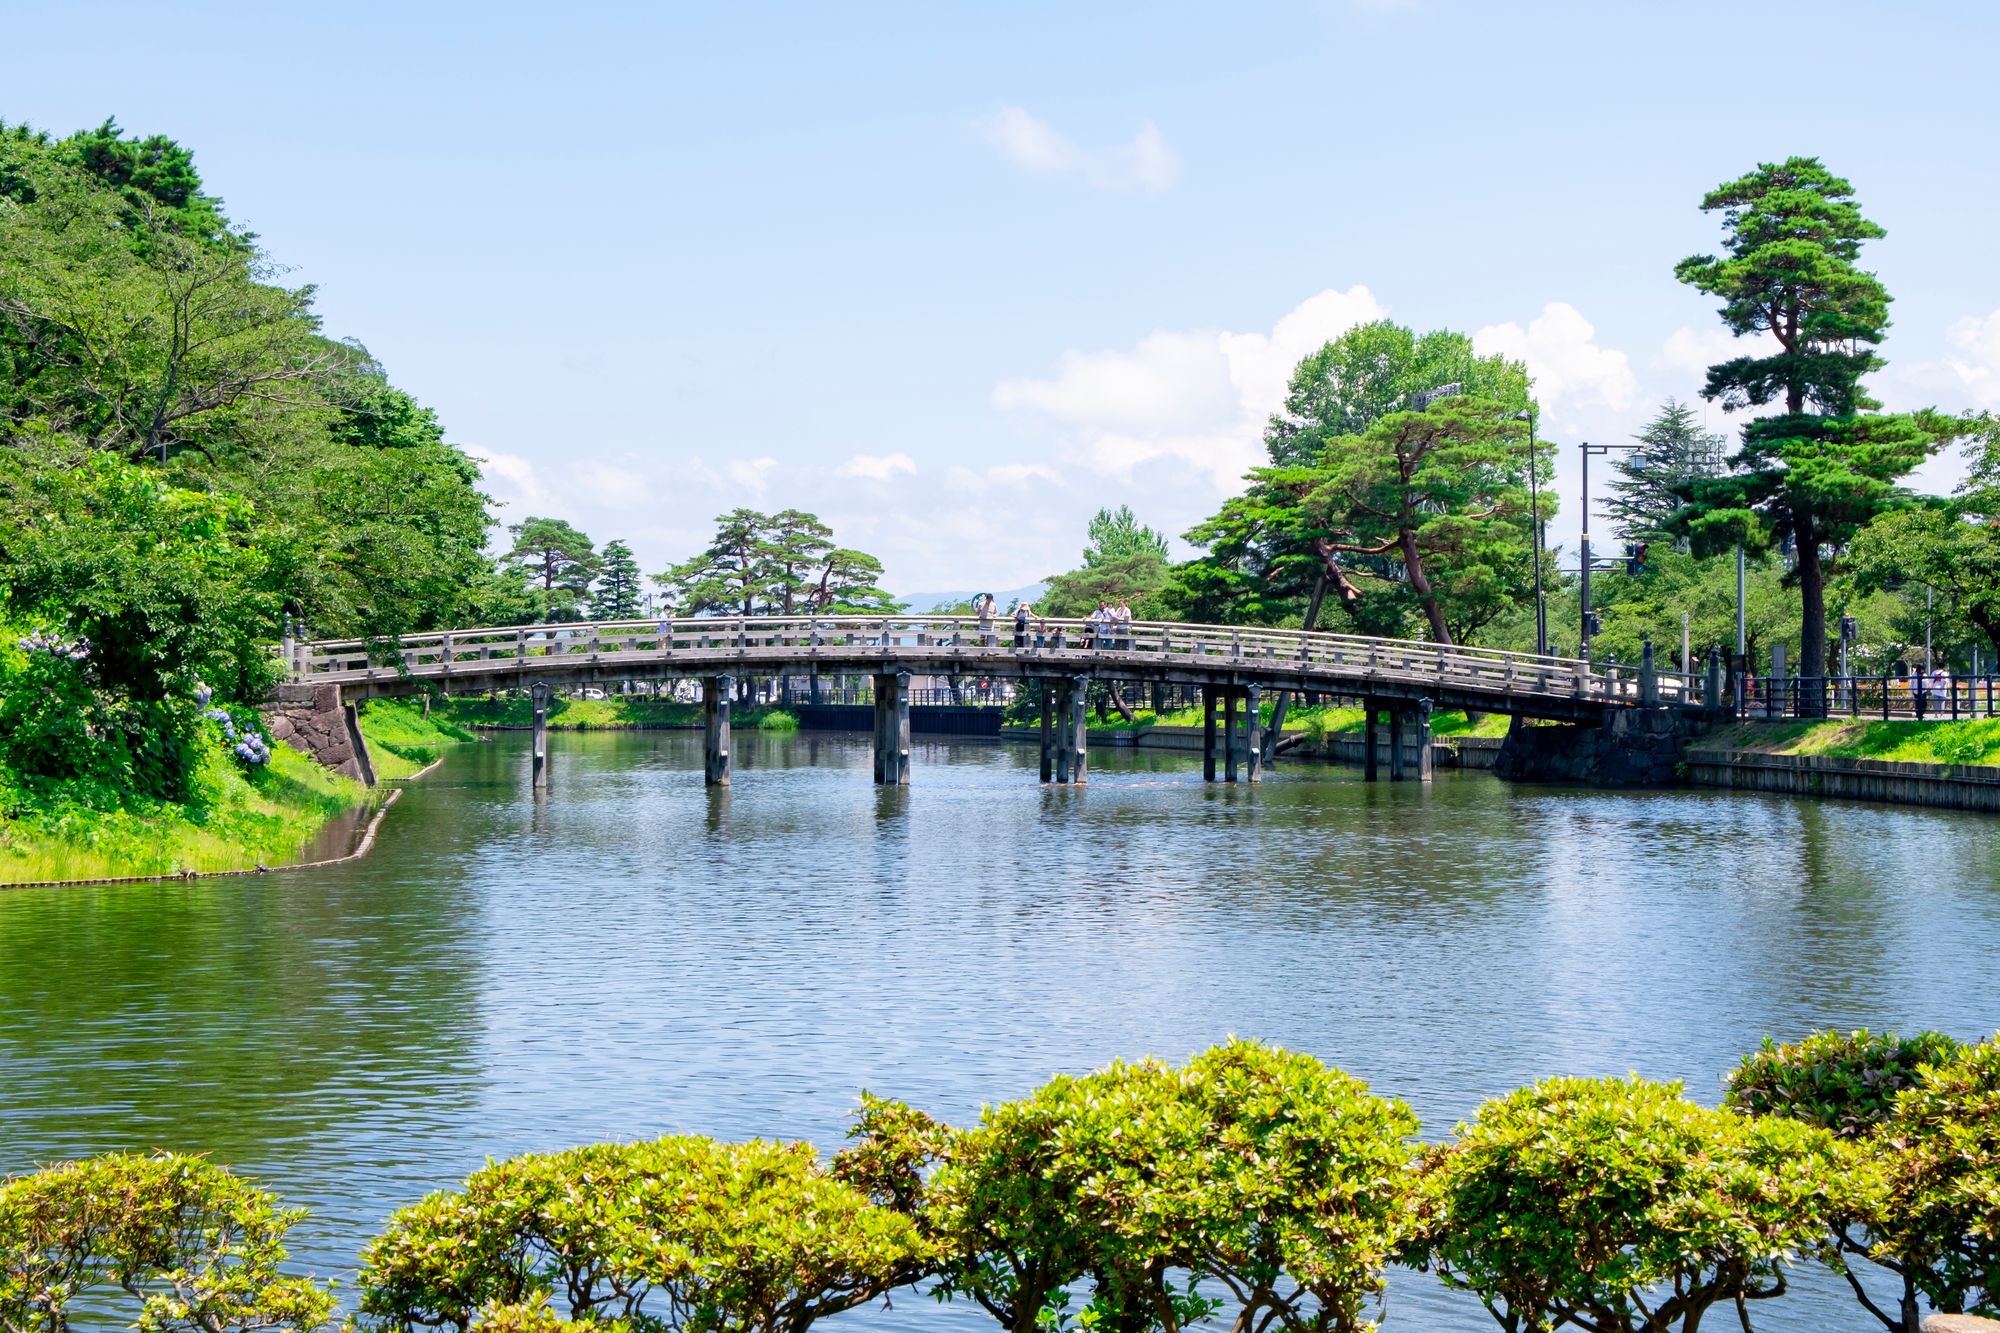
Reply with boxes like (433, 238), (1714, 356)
(197, 684), (272, 765)
(19, 630), (90, 662)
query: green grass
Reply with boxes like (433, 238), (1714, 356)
(432, 696), (798, 731)
(355, 699), (479, 779)
(0, 743), (370, 884)
(1094, 702), (1510, 739)
(1704, 718), (2000, 767)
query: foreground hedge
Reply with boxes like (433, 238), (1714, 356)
(3, 1034), (1995, 1333)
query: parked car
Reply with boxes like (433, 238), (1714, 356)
(578, 688), (607, 701)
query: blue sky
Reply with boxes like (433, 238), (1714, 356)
(11, 1), (2000, 594)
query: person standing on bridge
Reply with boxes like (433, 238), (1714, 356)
(1014, 601), (1031, 649)
(977, 594), (997, 648)
(1114, 599), (1133, 650)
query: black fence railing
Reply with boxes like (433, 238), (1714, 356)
(1735, 675), (2000, 720)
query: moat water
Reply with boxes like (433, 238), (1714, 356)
(3, 730), (1996, 1330)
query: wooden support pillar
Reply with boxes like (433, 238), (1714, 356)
(1048, 680), (1064, 784)
(1388, 706), (1406, 782)
(895, 670), (912, 785)
(531, 681), (550, 791)
(1202, 685), (1218, 782)
(1415, 698), (1434, 783)
(1245, 684), (1263, 783)
(1363, 697), (1380, 782)
(703, 674), (732, 786)
(872, 671), (911, 785)
(1223, 687), (1240, 783)
(1068, 674), (1089, 785)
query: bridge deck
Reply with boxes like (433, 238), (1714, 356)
(288, 616), (1715, 725)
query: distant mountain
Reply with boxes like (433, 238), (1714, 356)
(897, 582), (1048, 613)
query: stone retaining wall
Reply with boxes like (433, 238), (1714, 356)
(1687, 747), (2000, 813)
(261, 684), (376, 786)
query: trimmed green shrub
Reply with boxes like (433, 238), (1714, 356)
(0, 1152), (333, 1333)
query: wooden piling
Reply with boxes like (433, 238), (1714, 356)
(1363, 697), (1379, 782)
(1068, 674), (1089, 784)
(704, 674), (733, 786)
(1039, 681), (1055, 783)
(1203, 685), (1218, 783)
(1223, 687), (1239, 783)
(1246, 684), (1263, 783)
(531, 681), (550, 791)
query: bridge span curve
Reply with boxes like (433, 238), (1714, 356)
(284, 615), (1722, 788)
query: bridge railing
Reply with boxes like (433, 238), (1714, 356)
(290, 615), (1708, 707)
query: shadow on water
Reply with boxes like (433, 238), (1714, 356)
(1, 727), (1997, 1331)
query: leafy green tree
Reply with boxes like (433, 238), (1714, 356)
(844, 1042), (1418, 1333)
(0, 138), (332, 460)
(1264, 321), (1532, 467)
(0, 449), (278, 703)
(1605, 399), (1727, 543)
(358, 1135), (926, 1333)
(763, 509), (836, 614)
(57, 117), (231, 243)
(505, 516), (597, 622)
(1846, 429), (2000, 663)
(1181, 322), (1541, 635)
(0, 1151), (334, 1333)
(1415, 1075), (1851, 1333)
(589, 540), (644, 620)
(1859, 1036), (2000, 1324)
(1042, 506), (1174, 619)
(658, 508), (773, 616)
(805, 548), (899, 613)
(1672, 157), (1967, 690)
(1723, 1029), (1967, 1332)
(659, 510), (899, 617)
(1265, 397), (1538, 646)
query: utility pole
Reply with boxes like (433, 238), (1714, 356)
(1578, 440), (1640, 661)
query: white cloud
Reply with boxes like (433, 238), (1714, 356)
(1936, 308), (2000, 408)
(973, 107), (1182, 192)
(726, 456), (779, 493)
(837, 451), (918, 481)
(1473, 303), (1639, 431)
(463, 445), (547, 512)
(993, 284), (1390, 492)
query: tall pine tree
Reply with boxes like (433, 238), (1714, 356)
(1605, 399), (1726, 542)
(589, 539), (644, 619)
(1672, 157), (1964, 697)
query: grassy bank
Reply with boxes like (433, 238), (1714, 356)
(0, 743), (370, 884)
(1094, 702), (1511, 739)
(1703, 718), (2000, 767)
(0, 699), (476, 885)
(355, 699), (480, 780)
(432, 696), (799, 731)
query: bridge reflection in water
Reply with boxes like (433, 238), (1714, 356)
(286, 615), (1724, 788)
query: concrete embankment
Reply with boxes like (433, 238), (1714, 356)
(1686, 746), (2000, 813)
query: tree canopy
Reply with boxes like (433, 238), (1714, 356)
(1670, 156), (1967, 686)
(657, 509), (898, 616)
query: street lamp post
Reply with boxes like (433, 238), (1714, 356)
(1516, 408), (1546, 656)
(1578, 440), (1640, 661)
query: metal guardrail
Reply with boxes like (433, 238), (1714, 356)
(1738, 674), (2000, 720)
(284, 615), (1713, 710)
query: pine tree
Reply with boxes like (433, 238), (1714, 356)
(1605, 399), (1727, 542)
(1672, 156), (1966, 691)
(589, 539), (643, 619)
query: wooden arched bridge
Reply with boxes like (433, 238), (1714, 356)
(281, 615), (1725, 789)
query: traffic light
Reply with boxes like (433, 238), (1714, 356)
(1583, 610), (1603, 638)
(1840, 614), (1858, 642)
(1625, 542), (1649, 577)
